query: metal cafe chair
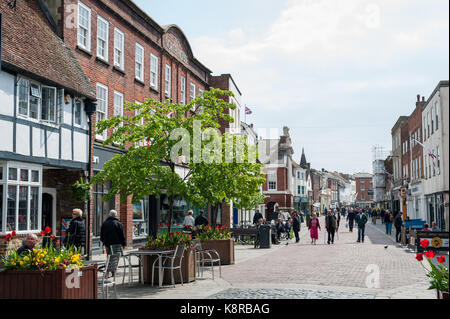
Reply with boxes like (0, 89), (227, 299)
(193, 240), (221, 280)
(151, 244), (186, 288)
(98, 253), (121, 299)
(109, 244), (132, 285)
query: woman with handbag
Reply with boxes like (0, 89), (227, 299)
(64, 209), (86, 251)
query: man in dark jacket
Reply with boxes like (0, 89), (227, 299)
(195, 210), (209, 227)
(347, 208), (356, 232)
(64, 209), (86, 250)
(17, 234), (39, 255)
(325, 211), (337, 244)
(100, 210), (126, 254)
(253, 210), (263, 225)
(292, 212), (301, 243)
(394, 213), (403, 243)
(355, 209), (368, 243)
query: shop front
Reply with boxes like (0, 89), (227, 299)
(407, 181), (426, 221)
(425, 193), (446, 231)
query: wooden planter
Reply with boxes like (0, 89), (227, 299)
(0, 265), (97, 299)
(437, 290), (449, 300)
(201, 239), (235, 265)
(142, 249), (196, 285)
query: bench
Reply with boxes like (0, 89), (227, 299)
(230, 227), (258, 244)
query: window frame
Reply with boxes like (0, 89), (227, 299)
(135, 43), (145, 82)
(165, 65), (172, 98)
(96, 83), (108, 141)
(1, 163), (42, 234)
(96, 15), (109, 62)
(40, 86), (57, 123)
(180, 76), (186, 105)
(74, 99), (83, 127)
(77, 1), (91, 52)
(114, 27), (125, 70)
(150, 54), (159, 89)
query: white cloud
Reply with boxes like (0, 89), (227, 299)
(191, 0), (449, 173)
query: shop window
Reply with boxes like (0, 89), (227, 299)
(1, 163), (42, 233)
(93, 180), (114, 237)
(133, 198), (149, 238)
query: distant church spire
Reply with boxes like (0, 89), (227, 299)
(300, 148), (307, 169)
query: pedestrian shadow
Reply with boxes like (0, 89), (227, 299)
(365, 225), (397, 246)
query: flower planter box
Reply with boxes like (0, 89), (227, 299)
(141, 249), (196, 285)
(201, 239), (235, 265)
(0, 265), (97, 299)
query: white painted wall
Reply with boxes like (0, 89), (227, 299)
(0, 72), (15, 117)
(0, 120), (14, 152)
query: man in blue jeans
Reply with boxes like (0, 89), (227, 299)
(355, 209), (368, 243)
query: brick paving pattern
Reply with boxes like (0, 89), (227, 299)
(218, 217), (431, 290)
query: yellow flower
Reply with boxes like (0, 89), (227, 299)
(24, 256), (30, 262)
(19, 261), (24, 266)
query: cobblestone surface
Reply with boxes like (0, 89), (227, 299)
(208, 288), (375, 299)
(96, 217), (437, 299)
(218, 217), (432, 291)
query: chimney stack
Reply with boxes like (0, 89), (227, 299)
(417, 95), (420, 102)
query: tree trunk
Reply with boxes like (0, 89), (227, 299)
(168, 195), (174, 234)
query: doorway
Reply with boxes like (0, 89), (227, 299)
(42, 188), (56, 233)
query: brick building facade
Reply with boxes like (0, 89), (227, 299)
(1, 0), (241, 256)
(355, 173), (373, 208)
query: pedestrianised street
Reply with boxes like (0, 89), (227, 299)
(107, 217), (436, 300)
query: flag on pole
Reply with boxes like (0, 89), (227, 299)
(245, 106), (253, 115)
(382, 168), (393, 179)
(412, 138), (440, 174)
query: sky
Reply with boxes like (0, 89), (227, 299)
(134, 0), (449, 174)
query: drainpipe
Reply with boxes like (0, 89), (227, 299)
(84, 99), (96, 260)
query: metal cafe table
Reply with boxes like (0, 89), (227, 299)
(124, 249), (175, 288)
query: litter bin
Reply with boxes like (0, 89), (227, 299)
(258, 225), (271, 249)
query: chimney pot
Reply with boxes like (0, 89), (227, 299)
(417, 95), (420, 102)
(422, 97), (425, 102)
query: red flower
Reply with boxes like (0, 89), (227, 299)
(5, 234), (11, 242)
(50, 235), (56, 239)
(158, 224), (163, 229)
(45, 226), (52, 234)
(437, 256), (446, 264)
(420, 239), (430, 249)
(40, 231), (46, 236)
(165, 222), (170, 227)
(170, 232), (174, 236)
(205, 226), (210, 230)
(176, 231), (180, 235)
(11, 230), (16, 237)
(416, 253), (424, 262)
(216, 226), (219, 230)
(424, 251), (436, 259)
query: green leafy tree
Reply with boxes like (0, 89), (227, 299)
(91, 89), (235, 233)
(188, 134), (266, 226)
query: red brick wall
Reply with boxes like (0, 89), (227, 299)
(60, 0), (211, 248)
(356, 178), (373, 201)
(408, 98), (425, 179)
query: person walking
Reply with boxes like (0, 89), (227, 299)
(384, 211), (393, 235)
(63, 209), (86, 251)
(292, 211), (301, 243)
(253, 210), (263, 225)
(347, 208), (356, 233)
(381, 209), (385, 224)
(275, 218), (284, 240)
(183, 210), (196, 229)
(308, 213), (321, 245)
(195, 210), (209, 227)
(394, 213), (403, 243)
(325, 210), (337, 244)
(100, 210), (126, 254)
(355, 209), (368, 243)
